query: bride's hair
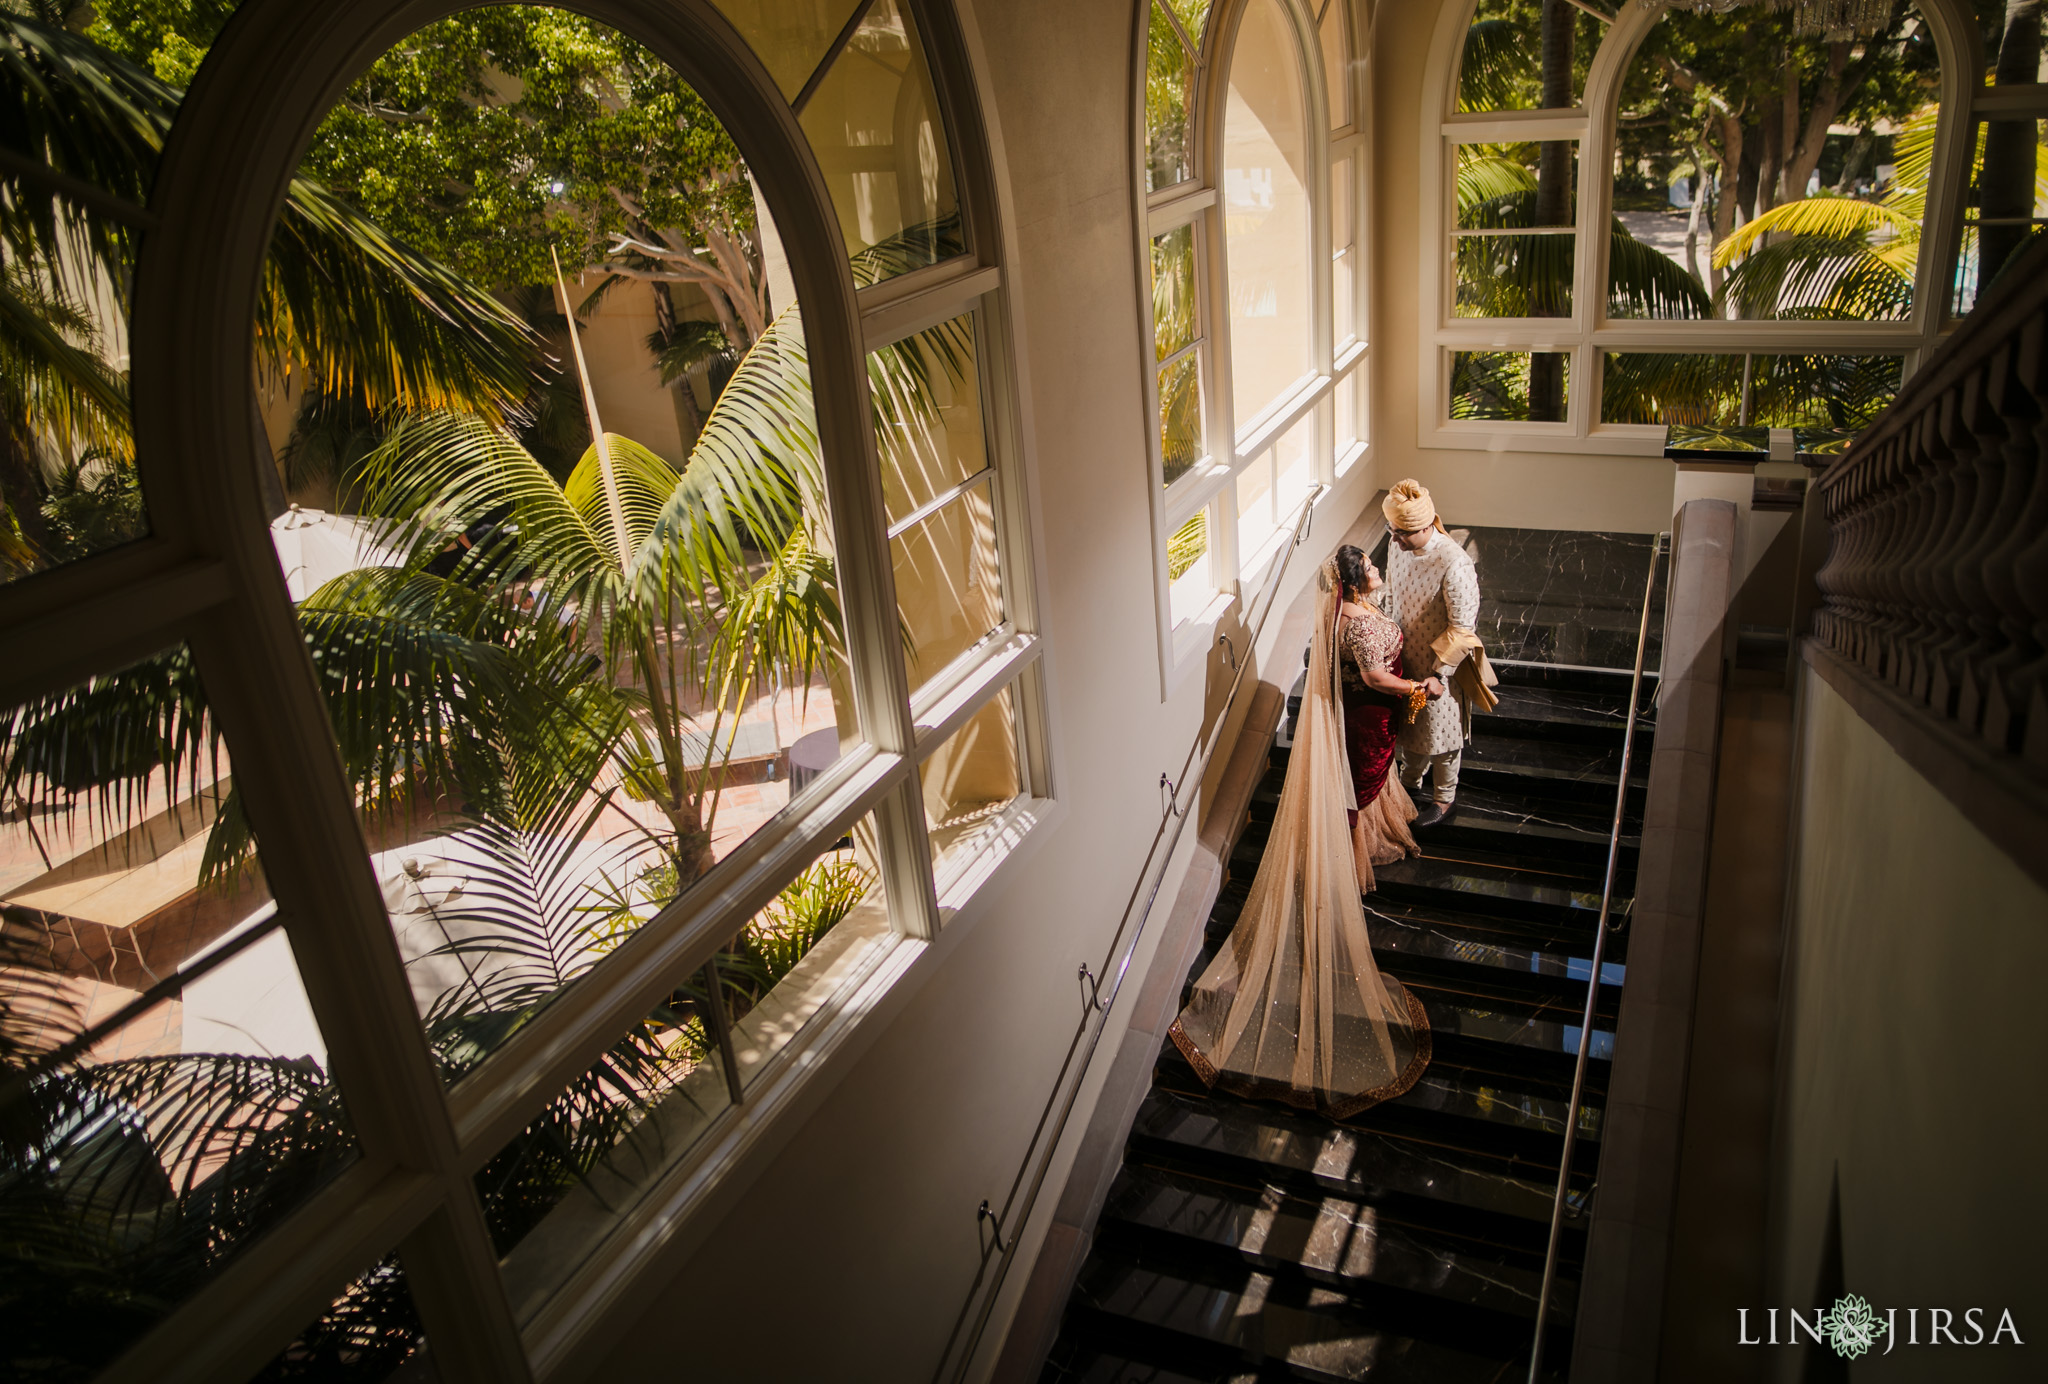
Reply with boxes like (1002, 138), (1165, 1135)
(1334, 544), (1370, 597)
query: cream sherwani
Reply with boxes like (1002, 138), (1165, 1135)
(1384, 530), (1480, 801)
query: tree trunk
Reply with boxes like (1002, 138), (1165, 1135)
(1833, 127), (1877, 193)
(1982, 1), (2044, 288)
(650, 281), (706, 450)
(1528, 0), (1573, 423)
(1685, 144), (1709, 289)
(1736, 131), (1762, 229)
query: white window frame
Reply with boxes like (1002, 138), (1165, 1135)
(1136, 0), (1373, 696)
(1418, 0), (1996, 457)
(0, 1), (1050, 1380)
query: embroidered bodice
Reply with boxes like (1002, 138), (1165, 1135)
(1338, 606), (1403, 693)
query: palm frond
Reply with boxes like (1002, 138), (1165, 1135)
(1714, 194), (1917, 266)
(1717, 235), (1914, 320)
(1458, 18), (1526, 113)
(1607, 220), (1711, 319)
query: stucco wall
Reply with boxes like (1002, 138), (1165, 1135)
(1764, 668), (2048, 1381)
(1369, 1), (1673, 534)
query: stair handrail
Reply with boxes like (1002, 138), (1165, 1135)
(935, 485), (1327, 1382)
(1525, 530), (1667, 1383)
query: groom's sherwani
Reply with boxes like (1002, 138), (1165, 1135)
(1384, 529), (1481, 804)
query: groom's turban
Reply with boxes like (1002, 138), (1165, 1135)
(1383, 479), (1438, 532)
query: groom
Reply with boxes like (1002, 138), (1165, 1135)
(1381, 479), (1485, 828)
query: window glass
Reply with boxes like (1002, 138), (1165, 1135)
(874, 313), (986, 525)
(1159, 351), (1206, 488)
(1601, 352), (1903, 429)
(1333, 151), (1357, 346)
(1319, 0), (1351, 129)
(490, 812), (885, 1318)
(1456, 0), (1602, 113)
(1224, 0), (1314, 429)
(799, 0), (965, 275)
(1453, 141), (1576, 321)
(1153, 224), (1206, 488)
(1151, 224), (1199, 361)
(1336, 364), (1362, 456)
(1611, 2), (1935, 322)
(1146, 1), (1198, 192)
(1271, 413), (1315, 532)
(1451, 349), (1571, 422)
(708, 0), (868, 100)
(258, 7), (863, 1086)
(1954, 116), (2048, 317)
(1234, 446), (1274, 559)
(251, 1256), (426, 1382)
(921, 686), (1021, 885)
(1168, 508), (1214, 627)
(891, 479), (1004, 690)
(2, 647), (353, 1380)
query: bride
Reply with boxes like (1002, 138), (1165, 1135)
(1169, 544), (1434, 1117)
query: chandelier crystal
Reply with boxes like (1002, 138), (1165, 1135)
(1637, 0), (1898, 39)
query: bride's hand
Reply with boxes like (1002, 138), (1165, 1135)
(1423, 676), (1446, 699)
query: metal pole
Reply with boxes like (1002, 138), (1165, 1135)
(1526, 531), (1666, 1384)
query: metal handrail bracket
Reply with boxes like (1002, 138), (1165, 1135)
(937, 484), (1327, 1379)
(1526, 530), (1668, 1384)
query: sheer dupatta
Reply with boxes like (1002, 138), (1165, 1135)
(1169, 561), (1430, 1118)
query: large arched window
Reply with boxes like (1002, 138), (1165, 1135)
(1136, 0), (1368, 688)
(1420, 0), (2038, 453)
(0, 2), (1043, 1378)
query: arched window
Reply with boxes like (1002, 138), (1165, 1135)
(0, 1), (1043, 1376)
(1421, 0), (2033, 452)
(1137, 0), (1367, 689)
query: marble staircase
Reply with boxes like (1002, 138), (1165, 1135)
(1039, 659), (1653, 1383)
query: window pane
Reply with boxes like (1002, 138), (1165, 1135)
(800, 0), (966, 277)
(1954, 116), (2047, 318)
(1159, 351), (1206, 487)
(250, 1255), (426, 1382)
(1451, 350), (1571, 422)
(267, 10), (863, 1087)
(1168, 508), (1214, 627)
(488, 994), (733, 1316)
(1320, 0), (1351, 129)
(875, 314), (986, 525)
(1336, 364), (1359, 454)
(1151, 223), (1199, 361)
(1334, 246), (1355, 345)
(1454, 233), (1575, 319)
(1456, 140), (1576, 229)
(892, 480), (1004, 689)
(1146, 2), (1196, 192)
(1456, 0), (1602, 113)
(1272, 413), (1315, 528)
(1235, 447), (1275, 559)
(707, 0), (867, 100)
(1601, 352), (1902, 429)
(1331, 153), (1353, 252)
(922, 687), (1021, 885)
(2, 647), (354, 1380)
(1614, 2), (1935, 321)
(1224, 0), (1314, 427)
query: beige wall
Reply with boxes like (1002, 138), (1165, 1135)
(1369, 1), (1673, 534)
(1765, 670), (2048, 1380)
(580, 3), (1377, 1380)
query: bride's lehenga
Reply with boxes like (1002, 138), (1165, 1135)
(1339, 602), (1422, 891)
(1168, 562), (1431, 1119)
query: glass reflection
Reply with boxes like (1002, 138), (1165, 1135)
(874, 313), (985, 525)
(892, 480), (1003, 689)
(250, 1255), (427, 1382)
(1224, 0), (1313, 428)
(1319, 0), (1350, 129)
(1158, 351), (1205, 487)
(709, 0), (867, 100)
(800, 0), (965, 275)
(1146, 1), (1196, 191)
(921, 687), (1020, 881)
(1168, 508), (1212, 628)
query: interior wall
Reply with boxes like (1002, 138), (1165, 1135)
(580, 1), (1376, 1378)
(1369, 1), (1673, 535)
(1765, 670), (2048, 1381)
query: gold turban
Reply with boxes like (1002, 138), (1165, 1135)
(1383, 479), (1441, 533)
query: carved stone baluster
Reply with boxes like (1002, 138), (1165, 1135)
(1984, 311), (2048, 758)
(1927, 374), (1994, 717)
(1946, 356), (2016, 732)
(1961, 342), (2035, 745)
(1889, 415), (1955, 702)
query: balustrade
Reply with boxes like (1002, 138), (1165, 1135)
(1813, 235), (2048, 772)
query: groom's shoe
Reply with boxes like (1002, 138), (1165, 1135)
(1412, 801), (1450, 829)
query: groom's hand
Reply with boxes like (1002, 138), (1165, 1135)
(1423, 677), (1446, 699)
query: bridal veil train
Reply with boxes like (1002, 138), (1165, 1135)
(1168, 558), (1431, 1118)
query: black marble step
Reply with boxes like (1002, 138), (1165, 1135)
(1154, 1046), (1604, 1171)
(1491, 660), (1658, 697)
(1478, 686), (1655, 746)
(1361, 895), (1632, 976)
(1374, 851), (1630, 917)
(1061, 1253), (1560, 1383)
(1417, 789), (1641, 855)
(1095, 1163), (1576, 1315)
(1040, 1346), (1228, 1384)
(1124, 1088), (1591, 1230)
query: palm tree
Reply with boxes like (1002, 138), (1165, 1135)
(0, 12), (545, 576)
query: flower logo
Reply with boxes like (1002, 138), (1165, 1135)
(1821, 1294), (1888, 1360)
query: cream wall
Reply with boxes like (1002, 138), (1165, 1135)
(1764, 670), (2048, 1381)
(579, 2), (1376, 1380)
(1369, 0), (1673, 534)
